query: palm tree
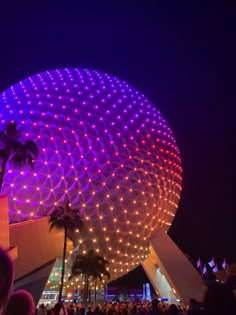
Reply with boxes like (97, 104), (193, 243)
(48, 200), (83, 303)
(69, 249), (110, 308)
(92, 258), (110, 305)
(0, 121), (39, 192)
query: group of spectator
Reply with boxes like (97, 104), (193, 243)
(1, 246), (236, 315)
(0, 247), (67, 315)
(0, 247), (35, 315)
(37, 281), (236, 315)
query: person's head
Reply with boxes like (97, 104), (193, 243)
(0, 247), (14, 312)
(5, 290), (35, 315)
(203, 283), (235, 315)
(167, 304), (179, 315)
(54, 303), (63, 315)
(225, 265), (236, 299)
(151, 299), (158, 308)
(121, 308), (128, 315)
(189, 298), (199, 310)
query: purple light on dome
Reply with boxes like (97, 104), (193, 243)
(0, 68), (182, 280)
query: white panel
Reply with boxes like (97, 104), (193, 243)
(142, 229), (206, 307)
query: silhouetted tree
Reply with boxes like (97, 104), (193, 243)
(69, 250), (110, 307)
(0, 121), (39, 192)
(49, 200), (83, 302)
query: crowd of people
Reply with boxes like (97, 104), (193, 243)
(37, 300), (193, 315)
(0, 247), (35, 315)
(1, 247), (236, 315)
(36, 290), (235, 315)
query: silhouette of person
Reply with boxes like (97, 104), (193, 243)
(203, 283), (236, 315)
(4, 290), (35, 315)
(166, 304), (179, 315)
(0, 247), (14, 314)
(53, 302), (68, 315)
(186, 298), (203, 314)
(146, 299), (162, 315)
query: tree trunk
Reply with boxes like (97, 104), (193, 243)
(0, 157), (7, 192)
(83, 274), (86, 307)
(84, 274), (89, 309)
(104, 284), (107, 303)
(58, 226), (67, 302)
(94, 278), (97, 306)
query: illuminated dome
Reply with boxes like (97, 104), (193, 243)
(0, 68), (182, 280)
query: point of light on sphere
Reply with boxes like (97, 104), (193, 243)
(0, 68), (182, 280)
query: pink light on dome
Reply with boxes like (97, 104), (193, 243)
(0, 68), (182, 280)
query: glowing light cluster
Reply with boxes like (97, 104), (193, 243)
(0, 68), (182, 280)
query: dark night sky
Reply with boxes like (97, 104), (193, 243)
(0, 2), (235, 268)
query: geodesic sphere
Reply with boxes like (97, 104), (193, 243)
(0, 68), (182, 280)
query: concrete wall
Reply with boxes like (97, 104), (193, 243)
(0, 195), (18, 260)
(142, 256), (177, 304)
(10, 216), (72, 280)
(14, 260), (55, 304)
(142, 229), (206, 307)
(0, 194), (10, 249)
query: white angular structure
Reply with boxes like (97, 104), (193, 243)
(142, 229), (205, 307)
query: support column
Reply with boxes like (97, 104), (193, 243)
(142, 229), (205, 307)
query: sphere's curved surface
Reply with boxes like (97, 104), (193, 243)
(0, 68), (182, 279)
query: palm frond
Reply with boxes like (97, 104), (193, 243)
(25, 140), (39, 157)
(48, 202), (84, 233)
(5, 121), (21, 139)
(0, 149), (6, 159)
(0, 132), (7, 146)
(69, 250), (110, 282)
